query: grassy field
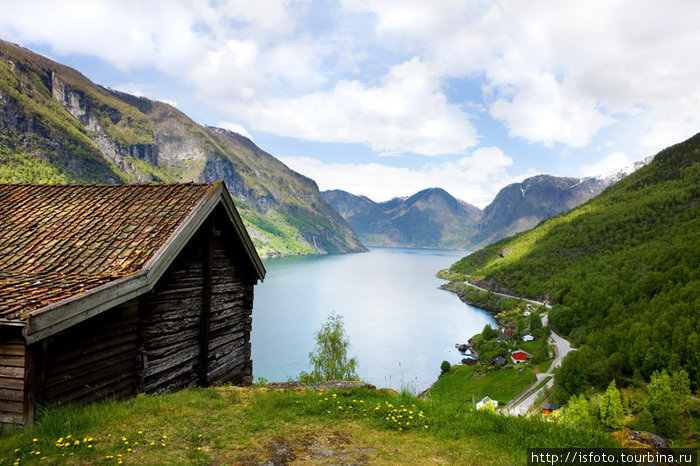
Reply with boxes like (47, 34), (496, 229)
(0, 385), (617, 465)
(427, 365), (537, 406)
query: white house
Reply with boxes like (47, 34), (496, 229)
(476, 396), (498, 410)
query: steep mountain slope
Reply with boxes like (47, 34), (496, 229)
(450, 133), (700, 397)
(472, 175), (616, 247)
(322, 188), (482, 249)
(0, 39), (365, 258)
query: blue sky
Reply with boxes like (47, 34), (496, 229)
(2, 0), (699, 207)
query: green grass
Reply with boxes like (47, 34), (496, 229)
(428, 365), (537, 406)
(0, 386), (617, 465)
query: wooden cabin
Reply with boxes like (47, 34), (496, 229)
(0, 182), (265, 429)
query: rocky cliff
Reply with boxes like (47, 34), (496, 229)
(471, 175), (613, 247)
(0, 39), (366, 257)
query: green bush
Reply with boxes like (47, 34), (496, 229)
(440, 361), (451, 374)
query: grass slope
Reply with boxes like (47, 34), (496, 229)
(451, 133), (700, 397)
(428, 365), (537, 406)
(0, 386), (616, 465)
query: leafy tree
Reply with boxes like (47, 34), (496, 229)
(529, 313), (543, 331)
(481, 324), (498, 340)
(599, 380), (625, 430)
(440, 361), (451, 374)
(646, 370), (691, 438)
(562, 394), (597, 429)
(299, 314), (358, 384)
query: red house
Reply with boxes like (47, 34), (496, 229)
(510, 350), (530, 364)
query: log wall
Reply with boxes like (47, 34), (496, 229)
(206, 235), (254, 385)
(0, 327), (25, 430)
(42, 300), (140, 405)
(140, 231), (205, 393)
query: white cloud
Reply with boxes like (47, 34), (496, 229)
(280, 146), (526, 208)
(579, 151), (632, 177)
(2, 0), (700, 161)
(233, 58), (478, 155)
(217, 121), (254, 141)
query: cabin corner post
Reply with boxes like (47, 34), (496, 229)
(22, 339), (46, 427)
(198, 217), (214, 387)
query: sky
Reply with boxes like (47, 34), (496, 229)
(1, 0), (699, 208)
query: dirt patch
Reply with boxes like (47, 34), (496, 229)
(235, 428), (374, 465)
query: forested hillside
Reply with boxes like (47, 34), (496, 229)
(450, 133), (700, 399)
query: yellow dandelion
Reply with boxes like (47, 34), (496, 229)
(32, 438), (38, 442)
(74, 440), (80, 446)
(88, 445), (93, 448)
(150, 442), (156, 446)
(161, 443), (167, 447)
(197, 447), (202, 451)
(137, 431), (143, 434)
(127, 448), (132, 452)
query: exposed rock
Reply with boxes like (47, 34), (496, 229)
(265, 382), (312, 391)
(317, 380), (377, 391)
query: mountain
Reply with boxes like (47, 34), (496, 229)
(450, 133), (700, 398)
(0, 39), (365, 258)
(472, 174), (618, 247)
(322, 188), (482, 249)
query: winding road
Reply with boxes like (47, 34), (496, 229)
(459, 281), (574, 416)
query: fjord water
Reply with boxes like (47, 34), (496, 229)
(251, 247), (496, 393)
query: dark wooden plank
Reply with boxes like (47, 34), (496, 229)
(0, 378), (23, 390)
(0, 411), (24, 424)
(0, 345), (26, 356)
(199, 221), (213, 387)
(0, 389), (23, 402)
(0, 367), (23, 378)
(0, 355), (25, 368)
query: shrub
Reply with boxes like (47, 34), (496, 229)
(440, 361), (451, 374)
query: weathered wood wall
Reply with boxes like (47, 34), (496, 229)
(140, 231), (206, 393)
(206, 235), (254, 385)
(42, 301), (140, 405)
(0, 205), (256, 429)
(0, 327), (25, 430)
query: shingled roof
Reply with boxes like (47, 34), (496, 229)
(0, 182), (264, 341)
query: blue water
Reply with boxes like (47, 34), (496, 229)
(250, 247), (496, 393)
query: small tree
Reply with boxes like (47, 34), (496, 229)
(599, 380), (625, 430)
(646, 369), (691, 438)
(481, 324), (498, 340)
(299, 314), (358, 384)
(562, 394), (597, 429)
(440, 361), (451, 374)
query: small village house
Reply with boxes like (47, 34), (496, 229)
(489, 356), (507, 367)
(510, 350), (530, 364)
(0, 182), (265, 429)
(476, 396), (498, 410)
(541, 404), (562, 415)
(461, 356), (478, 366)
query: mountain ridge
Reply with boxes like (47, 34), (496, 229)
(0, 39), (366, 258)
(322, 187), (482, 249)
